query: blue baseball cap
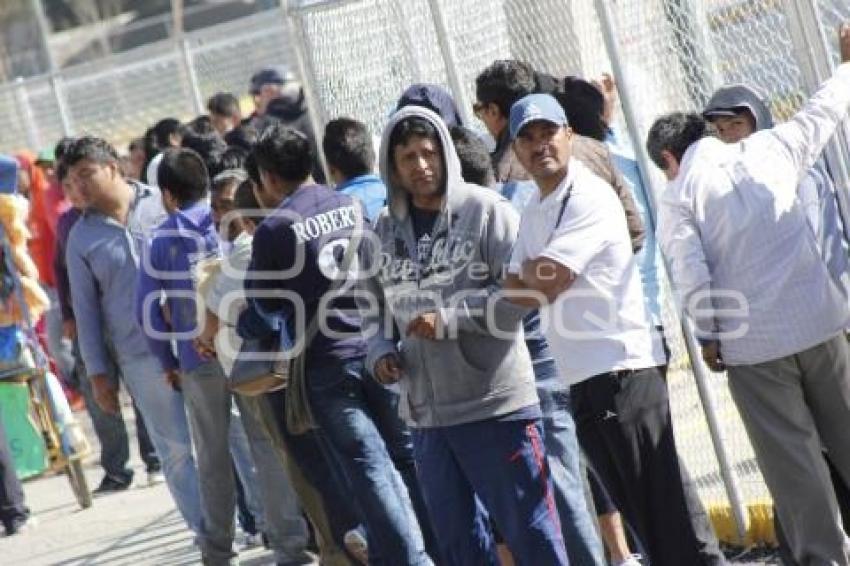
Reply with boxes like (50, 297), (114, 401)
(509, 93), (568, 140)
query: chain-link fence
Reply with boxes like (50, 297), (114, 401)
(0, 9), (295, 155)
(1, 0), (848, 548)
(286, 0), (850, 547)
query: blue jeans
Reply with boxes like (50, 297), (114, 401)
(234, 395), (311, 563)
(118, 352), (201, 534)
(266, 389), (363, 552)
(537, 365), (606, 566)
(412, 417), (568, 566)
(307, 357), (429, 566)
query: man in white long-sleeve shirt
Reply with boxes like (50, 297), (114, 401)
(646, 24), (850, 565)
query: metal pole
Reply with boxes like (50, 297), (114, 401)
(390, 0), (424, 83)
(783, 0), (850, 244)
(594, 0), (750, 545)
(31, 0), (57, 74)
(426, 0), (473, 127)
(179, 38), (206, 115)
(281, 0), (332, 183)
(172, 0), (185, 39)
(13, 78), (40, 150)
(49, 74), (73, 136)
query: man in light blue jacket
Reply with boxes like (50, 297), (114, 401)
(64, 137), (201, 536)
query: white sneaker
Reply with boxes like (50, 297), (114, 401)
(343, 529), (368, 565)
(147, 470), (165, 486)
(614, 554), (643, 566)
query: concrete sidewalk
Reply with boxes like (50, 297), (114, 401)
(1, 402), (280, 566)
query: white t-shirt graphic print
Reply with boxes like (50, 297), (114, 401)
(509, 159), (665, 385)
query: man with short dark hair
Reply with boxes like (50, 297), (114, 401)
(448, 126), (495, 187)
(65, 136), (201, 536)
(450, 124), (606, 565)
(244, 123), (430, 565)
(145, 117), (184, 186)
(474, 59), (645, 250)
(322, 118), (386, 221)
(647, 24), (850, 564)
(56, 150), (163, 493)
(361, 105), (568, 565)
(134, 147), (237, 564)
(207, 92), (243, 136)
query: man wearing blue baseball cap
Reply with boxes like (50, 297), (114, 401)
(503, 94), (716, 566)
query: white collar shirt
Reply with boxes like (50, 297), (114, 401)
(657, 63), (850, 365)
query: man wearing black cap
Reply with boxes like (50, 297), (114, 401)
(248, 67), (292, 120)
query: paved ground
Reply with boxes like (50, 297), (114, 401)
(2, 401), (781, 566)
(2, 401), (281, 566)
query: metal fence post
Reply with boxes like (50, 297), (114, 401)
(13, 78), (40, 150)
(179, 38), (206, 116)
(426, 0), (473, 126)
(280, 0), (332, 183)
(782, 0), (850, 244)
(594, 0), (750, 544)
(50, 74), (74, 137)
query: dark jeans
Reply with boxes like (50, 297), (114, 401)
(266, 389), (362, 549)
(0, 414), (28, 533)
(412, 417), (568, 566)
(572, 366), (717, 566)
(306, 357), (429, 566)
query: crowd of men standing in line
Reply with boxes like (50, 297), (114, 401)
(2, 21), (850, 566)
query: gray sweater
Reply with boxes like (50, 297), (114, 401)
(360, 106), (538, 428)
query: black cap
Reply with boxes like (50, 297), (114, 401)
(250, 68), (287, 95)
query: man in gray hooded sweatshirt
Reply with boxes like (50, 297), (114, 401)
(359, 105), (568, 565)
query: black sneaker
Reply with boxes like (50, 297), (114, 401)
(93, 474), (133, 495)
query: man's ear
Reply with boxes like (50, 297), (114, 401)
(660, 149), (680, 180)
(108, 160), (122, 180)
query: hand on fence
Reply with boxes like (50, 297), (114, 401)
(593, 72), (618, 126)
(841, 23), (850, 64)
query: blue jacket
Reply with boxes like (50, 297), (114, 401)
(606, 130), (663, 325)
(336, 174), (387, 223)
(66, 181), (168, 376)
(243, 184), (366, 363)
(136, 201), (219, 373)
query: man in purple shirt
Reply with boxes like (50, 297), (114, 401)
(135, 148), (241, 566)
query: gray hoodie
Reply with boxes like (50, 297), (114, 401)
(360, 106), (538, 428)
(703, 84), (775, 130)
